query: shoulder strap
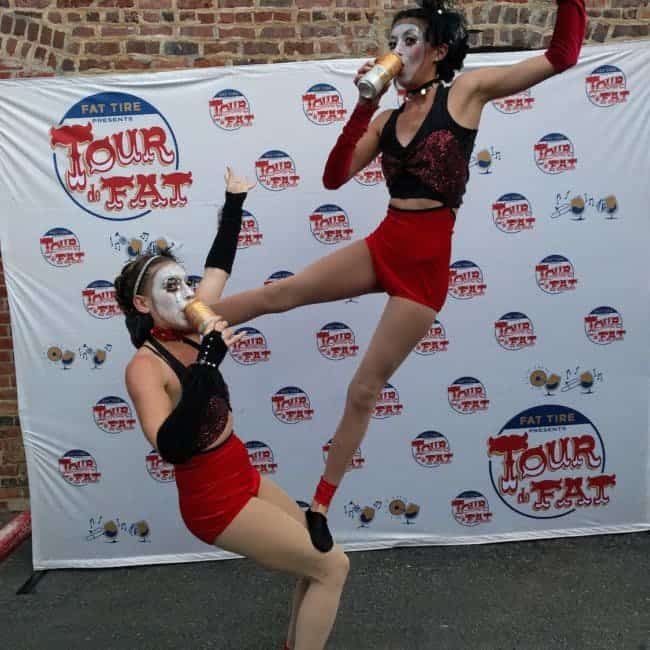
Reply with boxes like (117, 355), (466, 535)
(145, 337), (188, 382)
(379, 107), (401, 147)
(181, 337), (201, 350)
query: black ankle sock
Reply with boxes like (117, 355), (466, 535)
(305, 509), (333, 553)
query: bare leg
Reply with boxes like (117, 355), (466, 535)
(212, 239), (379, 326)
(256, 477), (312, 649)
(216, 482), (349, 650)
(317, 296), (437, 500)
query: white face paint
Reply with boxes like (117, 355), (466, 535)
(150, 262), (195, 329)
(389, 22), (427, 86)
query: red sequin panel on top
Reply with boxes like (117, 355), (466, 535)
(194, 388), (231, 452)
(381, 129), (469, 208)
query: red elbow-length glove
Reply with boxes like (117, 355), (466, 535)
(545, 0), (587, 73)
(322, 102), (375, 190)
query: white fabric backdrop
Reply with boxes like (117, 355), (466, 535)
(0, 41), (649, 569)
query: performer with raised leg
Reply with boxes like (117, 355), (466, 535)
(208, 0), (587, 552)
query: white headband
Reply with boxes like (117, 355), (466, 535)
(132, 255), (162, 299)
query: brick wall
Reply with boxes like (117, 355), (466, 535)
(0, 0), (648, 512)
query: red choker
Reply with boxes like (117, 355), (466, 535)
(151, 326), (186, 342)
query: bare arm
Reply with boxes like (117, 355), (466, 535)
(450, 0), (586, 126)
(195, 267), (228, 305)
(346, 109), (392, 180)
(125, 354), (173, 450)
(464, 54), (556, 104)
(449, 55), (555, 126)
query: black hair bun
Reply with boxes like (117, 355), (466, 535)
(417, 0), (449, 12)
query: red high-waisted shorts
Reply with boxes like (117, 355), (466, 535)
(174, 434), (260, 545)
(365, 205), (455, 312)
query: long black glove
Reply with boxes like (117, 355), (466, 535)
(204, 192), (246, 274)
(156, 330), (230, 464)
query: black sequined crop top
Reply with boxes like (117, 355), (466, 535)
(145, 336), (231, 453)
(379, 85), (477, 209)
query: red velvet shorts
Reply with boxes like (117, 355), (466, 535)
(174, 434), (261, 545)
(365, 205), (455, 312)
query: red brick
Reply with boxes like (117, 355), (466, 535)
(11, 18), (26, 38)
(301, 24), (339, 37)
(40, 25), (53, 46)
(78, 58), (112, 71)
(162, 40), (199, 55)
(0, 15), (12, 35)
(243, 41), (279, 54)
(85, 41), (120, 55)
(260, 25), (296, 38)
(27, 21), (40, 42)
(137, 0), (172, 6)
(53, 30), (65, 48)
(232, 56), (267, 65)
(235, 11), (252, 22)
(15, 0), (50, 7)
(204, 40), (239, 54)
(151, 57), (192, 69)
(57, 0), (93, 7)
(193, 56), (228, 68)
(612, 23), (649, 38)
(220, 0), (252, 6)
(97, 0), (135, 6)
(127, 39), (160, 54)
(0, 488), (22, 499)
(198, 12), (216, 23)
(218, 26), (255, 38)
(139, 24), (173, 35)
(254, 10), (273, 22)
(0, 465), (18, 477)
(0, 387), (17, 400)
(115, 56), (152, 69)
(284, 40), (314, 55)
(101, 25), (138, 36)
(178, 0), (213, 7)
(47, 11), (63, 23)
(6, 38), (17, 55)
(180, 25), (215, 37)
(72, 26), (95, 37)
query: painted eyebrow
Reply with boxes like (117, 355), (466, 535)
(391, 28), (421, 38)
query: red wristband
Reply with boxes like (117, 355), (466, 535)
(322, 102), (376, 190)
(545, 0), (587, 73)
(314, 476), (338, 508)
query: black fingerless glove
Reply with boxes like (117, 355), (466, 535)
(156, 330), (231, 464)
(204, 192), (247, 274)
